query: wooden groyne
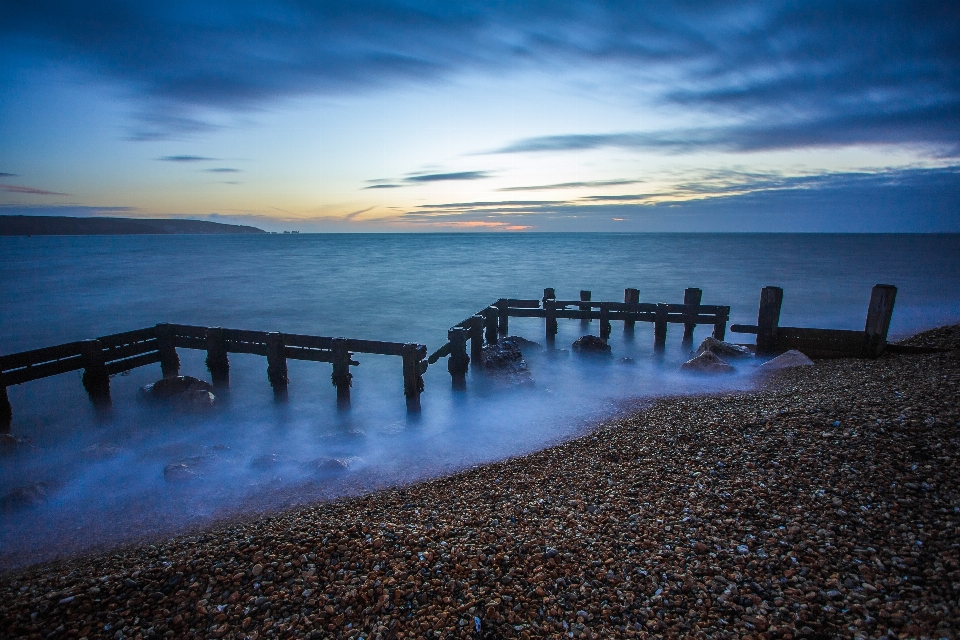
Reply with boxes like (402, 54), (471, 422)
(0, 324), (427, 431)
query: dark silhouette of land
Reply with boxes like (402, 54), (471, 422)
(0, 215), (265, 235)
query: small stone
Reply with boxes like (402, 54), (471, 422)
(251, 564), (263, 577)
(680, 351), (735, 374)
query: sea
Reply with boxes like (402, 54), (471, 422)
(1, 233), (958, 568)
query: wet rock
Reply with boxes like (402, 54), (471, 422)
(571, 335), (611, 357)
(0, 433), (22, 455)
(163, 455), (215, 483)
(679, 350), (735, 373)
(481, 337), (533, 385)
(0, 482), (50, 512)
(695, 336), (752, 359)
(250, 453), (290, 470)
(756, 349), (815, 373)
(310, 457), (351, 474)
(81, 443), (122, 459)
(139, 376), (216, 409)
(502, 335), (542, 352)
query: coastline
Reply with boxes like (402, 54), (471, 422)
(1, 328), (958, 639)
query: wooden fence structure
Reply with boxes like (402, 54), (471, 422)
(429, 287), (731, 387)
(730, 284), (898, 358)
(0, 324), (427, 431)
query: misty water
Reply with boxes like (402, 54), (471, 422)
(1, 233), (958, 569)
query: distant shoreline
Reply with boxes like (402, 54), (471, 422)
(0, 215), (265, 236)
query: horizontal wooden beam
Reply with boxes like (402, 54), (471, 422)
(0, 341), (84, 371)
(1, 354), (85, 386)
(106, 351), (161, 375)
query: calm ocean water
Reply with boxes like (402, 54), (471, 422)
(1, 233), (958, 567)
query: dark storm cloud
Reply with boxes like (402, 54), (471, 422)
(403, 171), (490, 183)
(2, 1), (957, 148)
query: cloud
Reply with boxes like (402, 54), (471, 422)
(362, 183), (402, 189)
(0, 173), (19, 178)
(0, 184), (69, 196)
(158, 155), (214, 162)
(403, 171), (491, 183)
(498, 179), (641, 191)
(0, 204), (137, 216)
(205, 167), (240, 173)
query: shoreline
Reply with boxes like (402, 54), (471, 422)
(1, 328), (958, 639)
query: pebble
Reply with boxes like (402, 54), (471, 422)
(0, 325), (958, 639)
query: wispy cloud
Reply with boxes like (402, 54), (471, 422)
(158, 155), (214, 163)
(205, 167), (240, 173)
(404, 171), (491, 183)
(1, 184), (69, 196)
(498, 179), (641, 192)
(0, 172), (18, 178)
(362, 183), (402, 189)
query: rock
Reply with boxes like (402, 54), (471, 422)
(679, 351), (735, 374)
(310, 457), (350, 474)
(81, 443), (122, 459)
(0, 482), (50, 512)
(695, 337), (752, 359)
(138, 376), (216, 409)
(0, 433), (22, 455)
(163, 455), (215, 483)
(756, 349), (815, 373)
(502, 335), (542, 352)
(571, 335), (611, 357)
(481, 337), (533, 385)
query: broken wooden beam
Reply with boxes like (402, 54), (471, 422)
(864, 284), (897, 358)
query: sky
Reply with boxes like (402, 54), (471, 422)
(1, 1), (958, 232)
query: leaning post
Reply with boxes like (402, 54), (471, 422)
(80, 339), (111, 413)
(402, 343), (426, 413)
(756, 286), (784, 356)
(155, 323), (180, 378)
(579, 290), (592, 330)
(205, 327), (230, 390)
(447, 327), (469, 390)
(864, 284), (897, 358)
(682, 288), (702, 348)
(265, 332), (288, 401)
(654, 303), (668, 353)
(623, 288), (640, 337)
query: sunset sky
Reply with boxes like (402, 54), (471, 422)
(1, 1), (958, 232)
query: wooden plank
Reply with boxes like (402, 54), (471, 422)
(775, 327), (866, 344)
(428, 342), (451, 365)
(0, 385), (10, 434)
(1, 355), (86, 386)
(654, 303), (668, 352)
(97, 327), (157, 348)
(505, 299), (540, 308)
(682, 288), (702, 346)
(756, 286), (784, 356)
(284, 333), (334, 350)
(169, 323), (208, 339)
(402, 343), (426, 412)
(265, 332), (288, 400)
(173, 335), (206, 350)
(331, 337), (352, 407)
(447, 327), (468, 388)
(225, 328), (270, 344)
(497, 299), (509, 335)
(80, 340), (111, 409)
(483, 306), (498, 345)
(105, 351), (161, 375)
(864, 284), (897, 358)
(599, 303), (611, 341)
(225, 340), (269, 357)
(730, 324), (760, 334)
(344, 339), (405, 357)
(156, 323), (180, 378)
(102, 338), (159, 363)
(469, 315), (483, 364)
(206, 327), (230, 388)
(283, 346), (335, 363)
(0, 342), (85, 371)
(623, 288), (639, 335)
(713, 305), (730, 341)
(508, 308), (549, 319)
(580, 290), (592, 329)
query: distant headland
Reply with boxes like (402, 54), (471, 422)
(0, 215), (266, 235)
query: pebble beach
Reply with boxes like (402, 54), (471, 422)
(2, 326), (958, 639)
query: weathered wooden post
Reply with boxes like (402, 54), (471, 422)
(1, 385), (11, 434)
(448, 327), (469, 390)
(80, 339), (111, 411)
(756, 286), (784, 356)
(265, 332), (288, 401)
(205, 327), (230, 389)
(469, 315), (484, 366)
(543, 288), (557, 346)
(864, 284), (897, 358)
(579, 290), (592, 329)
(402, 343), (426, 412)
(496, 300), (509, 336)
(483, 306), (498, 345)
(155, 323), (180, 379)
(599, 303), (612, 341)
(654, 303), (668, 353)
(682, 288), (702, 348)
(623, 288), (639, 336)
(713, 306), (729, 341)
(331, 337), (352, 407)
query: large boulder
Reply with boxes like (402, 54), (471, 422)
(571, 335), (612, 357)
(695, 337), (752, 359)
(481, 337), (533, 385)
(755, 349), (814, 373)
(680, 351), (735, 374)
(139, 376), (216, 409)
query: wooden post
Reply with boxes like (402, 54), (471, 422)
(448, 327), (469, 390)
(756, 286), (784, 356)
(469, 315), (484, 366)
(544, 299), (558, 346)
(80, 339), (111, 411)
(713, 306), (729, 341)
(579, 290), (592, 329)
(682, 288), (702, 348)
(265, 332), (288, 401)
(623, 288), (639, 336)
(0, 385), (11, 434)
(483, 306), (498, 345)
(654, 303), (668, 353)
(156, 323), (180, 378)
(864, 284), (897, 358)
(205, 327), (230, 389)
(497, 300), (509, 336)
(331, 337), (352, 407)
(599, 303), (611, 341)
(402, 343), (426, 412)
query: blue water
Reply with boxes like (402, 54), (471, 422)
(1, 233), (958, 568)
